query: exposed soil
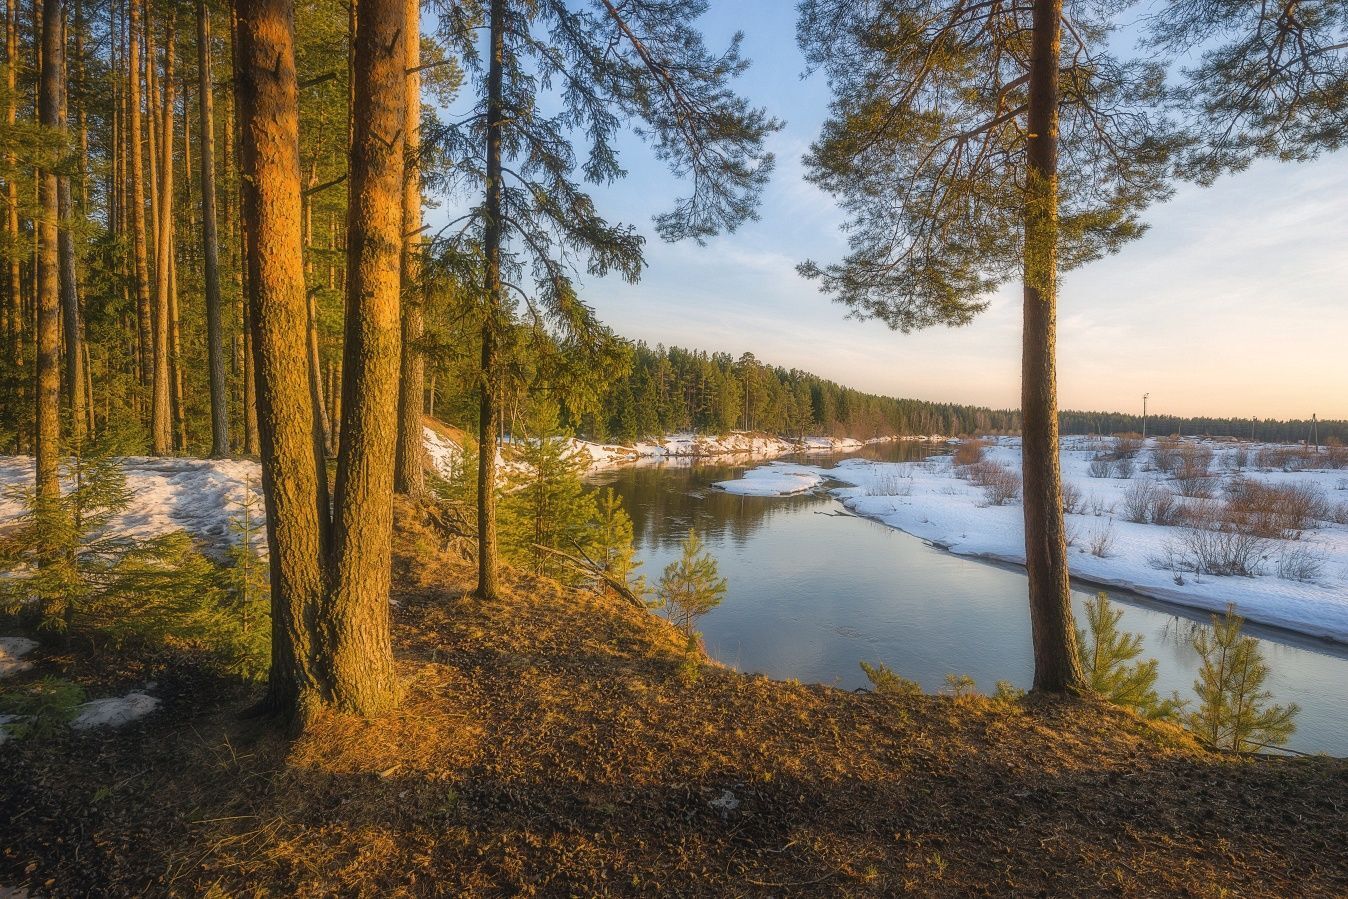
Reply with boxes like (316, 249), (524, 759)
(2, 509), (1346, 896)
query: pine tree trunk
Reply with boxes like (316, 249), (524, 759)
(230, 0), (259, 456)
(149, 12), (175, 454)
(325, 0), (404, 714)
(54, 0), (84, 447)
(197, 0), (229, 456)
(393, 0), (424, 495)
(476, 0), (505, 601)
(1021, 0), (1083, 694)
(6, 0), (24, 451)
(233, 0), (331, 720)
(35, 0), (62, 502)
(128, 0), (152, 394)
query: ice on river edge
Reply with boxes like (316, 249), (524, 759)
(714, 436), (1348, 645)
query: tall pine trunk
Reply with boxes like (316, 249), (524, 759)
(197, 0), (229, 456)
(393, 0), (424, 495)
(149, 12), (175, 455)
(6, 0), (23, 452)
(325, 0), (404, 713)
(233, 0), (330, 721)
(128, 0), (152, 396)
(1021, 0), (1084, 694)
(476, 0), (505, 601)
(35, 0), (62, 504)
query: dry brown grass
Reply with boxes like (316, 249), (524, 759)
(2, 506), (1347, 897)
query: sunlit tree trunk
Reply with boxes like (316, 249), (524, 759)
(149, 12), (175, 454)
(230, 1), (260, 456)
(326, 0), (405, 713)
(35, 0), (62, 502)
(393, 0), (424, 495)
(56, 3), (85, 447)
(476, 0), (505, 601)
(128, 0), (152, 395)
(233, 0), (330, 721)
(1021, 0), (1084, 694)
(4, 0), (19, 394)
(197, 0), (229, 456)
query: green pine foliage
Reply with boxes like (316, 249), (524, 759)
(860, 660), (924, 698)
(1077, 593), (1184, 720)
(1186, 606), (1299, 752)
(501, 403), (598, 584)
(656, 529), (726, 636)
(222, 483), (271, 681)
(589, 488), (645, 601)
(0, 677), (86, 741)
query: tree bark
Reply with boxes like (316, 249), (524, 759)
(35, 0), (62, 502)
(197, 0), (229, 456)
(229, 1), (260, 456)
(128, 0), (152, 394)
(326, 0), (405, 713)
(233, 0), (331, 720)
(4, 0), (19, 384)
(393, 0), (424, 495)
(1021, 0), (1084, 694)
(476, 0), (505, 601)
(149, 11), (175, 455)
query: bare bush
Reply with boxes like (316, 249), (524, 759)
(980, 465), (1022, 506)
(1061, 480), (1083, 515)
(1088, 521), (1116, 558)
(1223, 478), (1330, 538)
(952, 439), (987, 468)
(1123, 480), (1179, 525)
(1152, 437), (1183, 474)
(1230, 447), (1249, 471)
(1255, 445), (1311, 472)
(1173, 444), (1217, 498)
(1113, 433), (1143, 459)
(1113, 458), (1135, 479)
(1088, 457), (1112, 478)
(1170, 503), (1270, 577)
(868, 473), (913, 497)
(1277, 544), (1326, 583)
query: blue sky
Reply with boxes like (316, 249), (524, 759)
(432, 1), (1348, 422)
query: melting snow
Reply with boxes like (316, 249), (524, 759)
(71, 692), (160, 730)
(0, 637), (38, 679)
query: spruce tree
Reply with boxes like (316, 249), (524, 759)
(1187, 606), (1298, 752)
(430, 0), (780, 601)
(796, 0), (1183, 692)
(589, 487), (645, 600)
(656, 528), (726, 636)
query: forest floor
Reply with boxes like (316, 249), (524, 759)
(2, 504), (1346, 897)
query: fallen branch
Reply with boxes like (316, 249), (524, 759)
(529, 543), (647, 611)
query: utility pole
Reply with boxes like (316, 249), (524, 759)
(1142, 393), (1149, 441)
(1311, 413), (1319, 453)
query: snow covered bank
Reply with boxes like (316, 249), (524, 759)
(0, 456), (263, 552)
(719, 436), (1348, 644)
(712, 463), (827, 496)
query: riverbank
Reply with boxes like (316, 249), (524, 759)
(716, 436), (1348, 645)
(2, 506), (1344, 896)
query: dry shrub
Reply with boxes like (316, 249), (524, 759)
(1173, 444), (1216, 498)
(1123, 480), (1179, 525)
(1255, 445), (1312, 472)
(1152, 437), (1184, 474)
(973, 463), (1020, 506)
(1088, 458), (1112, 478)
(1277, 544), (1326, 583)
(1061, 480), (1083, 515)
(1223, 478), (1330, 538)
(1113, 458), (1135, 479)
(953, 439), (987, 468)
(1169, 502), (1270, 577)
(1113, 433), (1143, 459)
(1088, 521), (1116, 558)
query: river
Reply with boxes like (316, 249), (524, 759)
(587, 443), (1348, 756)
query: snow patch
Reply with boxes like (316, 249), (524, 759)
(0, 637), (38, 679)
(71, 692), (160, 730)
(713, 463), (826, 496)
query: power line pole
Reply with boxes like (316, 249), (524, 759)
(1142, 393), (1149, 441)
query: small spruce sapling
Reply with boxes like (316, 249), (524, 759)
(588, 488), (645, 601)
(1187, 605), (1298, 752)
(860, 660), (923, 698)
(656, 528), (726, 637)
(1077, 593), (1184, 720)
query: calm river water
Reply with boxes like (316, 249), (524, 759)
(588, 443), (1348, 756)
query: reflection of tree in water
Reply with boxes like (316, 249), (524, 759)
(590, 443), (940, 553)
(1158, 615), (1206, 652)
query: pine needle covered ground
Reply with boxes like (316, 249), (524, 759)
(2, 506), (1346, 896)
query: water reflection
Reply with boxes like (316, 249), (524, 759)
(589, 445), (1348, 756)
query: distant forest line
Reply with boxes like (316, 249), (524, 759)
(562, 342), (1345, 446)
